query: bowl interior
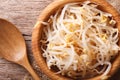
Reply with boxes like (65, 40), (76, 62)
(32, 0), (120, 80)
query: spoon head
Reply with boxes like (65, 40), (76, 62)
(0, 19), (26, 62)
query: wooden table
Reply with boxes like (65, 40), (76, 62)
(0, 0), (120, 80)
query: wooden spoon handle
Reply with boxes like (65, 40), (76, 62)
(20, 56), (41, 80)
(24, 60), (41, 80)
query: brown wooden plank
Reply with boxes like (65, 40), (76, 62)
(0, 0), (53, 35)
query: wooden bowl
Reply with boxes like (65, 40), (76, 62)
(32, 0), (120, 80)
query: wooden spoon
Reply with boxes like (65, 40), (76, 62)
(0, 18), (40, 80)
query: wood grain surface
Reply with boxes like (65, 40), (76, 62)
(0, 0), (120, 80)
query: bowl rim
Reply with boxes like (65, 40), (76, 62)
(32, 0), (120, 80)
